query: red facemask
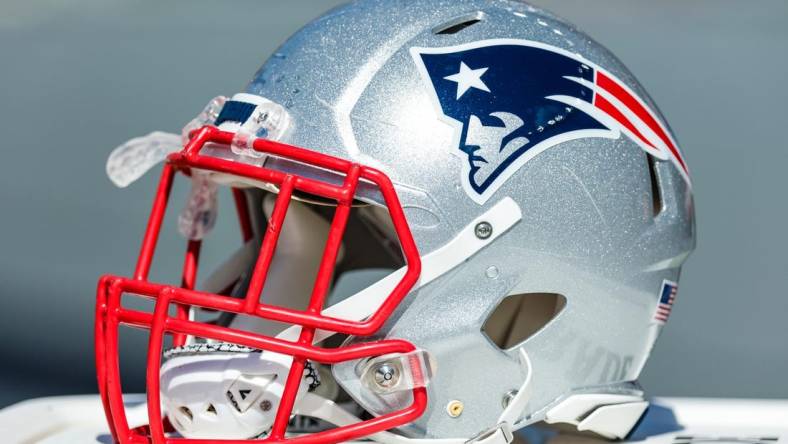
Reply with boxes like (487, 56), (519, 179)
(95, 124), (427, 443)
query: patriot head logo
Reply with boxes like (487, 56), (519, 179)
(411, 39), (689, 204)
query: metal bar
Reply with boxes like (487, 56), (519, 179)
(133, 164), (175, 281)
(173, 240), (201, 347)
(145, 290), (172, 443)
(244, 175), (295, 313)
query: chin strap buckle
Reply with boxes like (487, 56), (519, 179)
(466, 422), (514, 444)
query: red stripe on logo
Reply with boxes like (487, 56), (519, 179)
(596, 72), (688, 174)
(594, 93), (656, 152)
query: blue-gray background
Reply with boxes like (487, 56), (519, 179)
(1, 1), (786, 408)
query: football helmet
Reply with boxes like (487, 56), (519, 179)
(96, 0), (695, 442)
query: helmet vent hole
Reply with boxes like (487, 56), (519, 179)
(482, 293), (566, 350)
(433, 12), (485, 35)
(178, 406), (194, 421)
(647, 154), (663, 217)
(205, 404), (217, 415)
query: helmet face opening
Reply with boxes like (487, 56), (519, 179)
(95, 125), (427, 442)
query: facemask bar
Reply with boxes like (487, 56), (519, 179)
(95, 125), (424, 443)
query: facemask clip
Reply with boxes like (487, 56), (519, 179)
(230, 100), (291, 160)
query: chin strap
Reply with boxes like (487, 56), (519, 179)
(498, 348), (534, 427)
(467, 348), (533, 444)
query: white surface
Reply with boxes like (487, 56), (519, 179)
(545, 394), (644, 426)
(649, 397), (788, 435)
(0, 394), (148, 444)
(576, 402), (649, 439)
(1, 396), (786, 444)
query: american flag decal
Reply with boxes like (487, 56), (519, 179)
(655, 280), (678, 324)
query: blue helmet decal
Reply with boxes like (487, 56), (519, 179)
(410, 39), (688, 204)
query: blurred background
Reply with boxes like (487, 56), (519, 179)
(1, 0), (786, 408)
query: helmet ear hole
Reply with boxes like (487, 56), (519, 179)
(482, 293), (567, 350)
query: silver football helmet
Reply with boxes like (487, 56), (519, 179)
(98, 1), (695, 443)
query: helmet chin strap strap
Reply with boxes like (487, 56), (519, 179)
(498, 348), (534, 426)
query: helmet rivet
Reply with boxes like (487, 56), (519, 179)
(260, 399), (273, 412)
(446, 400), (464, 418)
(485, 266), (499, 279)
(475, 221), (493, 239)
(502, 390), (518, 408)
(373, 362), (399, 388)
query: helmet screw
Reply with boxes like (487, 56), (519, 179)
(260, 399), (272, 412)
(446, 400), (464, 418)
(475, 221), (493, 239)
(373, 362), (399, 388)
(502, 390), (518, 408)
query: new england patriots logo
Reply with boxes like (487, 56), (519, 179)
(411, 39), (689, 204)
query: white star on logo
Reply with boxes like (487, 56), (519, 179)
(444, 62), (491, 99)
